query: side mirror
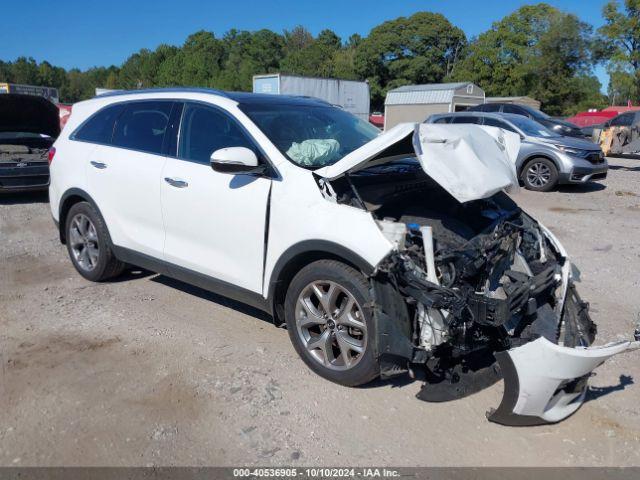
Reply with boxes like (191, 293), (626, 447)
(210, 147), (265, 175)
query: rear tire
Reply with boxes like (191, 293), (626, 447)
(284, 260), (379, 387)
(521, 158), (559, 192)
(65, 202), (125, 281)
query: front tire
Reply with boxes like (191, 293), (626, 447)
(65, 202), (125, 281)
(284, 260), (379, 387)
(521, 158), (559, 191)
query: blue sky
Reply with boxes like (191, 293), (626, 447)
(1, 0), (611, 90)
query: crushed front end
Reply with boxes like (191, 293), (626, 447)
(316, 124), (638, 426)
(367, 200), (640, 425)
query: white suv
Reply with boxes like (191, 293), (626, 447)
(49, 88), (637, 426)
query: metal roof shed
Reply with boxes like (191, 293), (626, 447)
(384, 82), (484, 129)
(253, 73), (370, 121)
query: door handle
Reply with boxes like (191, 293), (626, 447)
(90, 161), (107, 169)
(164, 177), (189, 188)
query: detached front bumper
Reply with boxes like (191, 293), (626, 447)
(488, 338), (639, 426)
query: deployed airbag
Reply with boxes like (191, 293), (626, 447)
(287, 139), (340, 166)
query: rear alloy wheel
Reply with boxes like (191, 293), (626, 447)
(522, 158), (559, 192)
(284, 260), (379, 386)
(65, 202), (125, 281)
(69, 213), (100, 272)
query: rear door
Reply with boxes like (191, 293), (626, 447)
(86, 100), (173, 258)
(160, 101), (272, 293)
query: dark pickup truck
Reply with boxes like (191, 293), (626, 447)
(0, 94), (60, 192)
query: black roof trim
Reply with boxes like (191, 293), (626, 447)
(94, 88), (333, 107)
(95, 87), (230, 99)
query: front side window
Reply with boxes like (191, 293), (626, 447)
(610, 113), (634, 127)
(483, 117), (517, 133)
(73, 103), (126, 144)
(112, 101), (173, 154)
(517, 104), (549, 120)
(507, 116), (559, 138)
(239, 103), (380, 168)
(178, 103), (256, 164)
(503, 104), (527, 116)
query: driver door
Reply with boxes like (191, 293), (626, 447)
(161, 102), (272, 294)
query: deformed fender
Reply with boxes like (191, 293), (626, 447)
(488, 337), (640, 426)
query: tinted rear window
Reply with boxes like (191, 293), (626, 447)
(74, 103), (125, 144)
(451, 116), (481, 124)
(503, 104), (526, 116)
(112, 101), (173, 154)
(480, 103), (501, 112)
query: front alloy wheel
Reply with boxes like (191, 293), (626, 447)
(284, 259), (379, 387)
(526, 162), (551, 188)
(522, 157), (559, 192)
(295, 280), (367, 370)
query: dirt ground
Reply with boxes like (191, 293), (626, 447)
(1, 156), (639, 467)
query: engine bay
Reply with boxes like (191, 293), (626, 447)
(326, 158), (598, 403)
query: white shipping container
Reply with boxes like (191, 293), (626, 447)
(253, 74), (370, 121)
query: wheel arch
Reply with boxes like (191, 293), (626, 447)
(518, 154), (561, 178)
(58, 188), (103, 244)
(267, 241), (376, 326)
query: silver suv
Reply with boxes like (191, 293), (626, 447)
(426, 112), (607, 191)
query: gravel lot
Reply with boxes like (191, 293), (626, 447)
(1, 156), (639, 467)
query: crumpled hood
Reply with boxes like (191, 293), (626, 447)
(0, 94), (60, 138)
(315, 123), (521, 203)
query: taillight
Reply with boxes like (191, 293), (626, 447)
(48, 147), (56, 165)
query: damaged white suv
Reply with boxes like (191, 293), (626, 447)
(49, 88), (638, 426)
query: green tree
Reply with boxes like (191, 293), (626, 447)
(598, 0), (640, 103)
(61, 68), (93, 102)
(9, 57), (40, 84)
(354, 12), (467, 108)
(179, 31), (225, 87)
(216, 29), (284, 90)
(119, 44), (178, 88)
(450, 3), (600, 115)
(280, 28), (343, 77)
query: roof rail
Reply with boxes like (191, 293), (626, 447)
(94, 87), (229, 99)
